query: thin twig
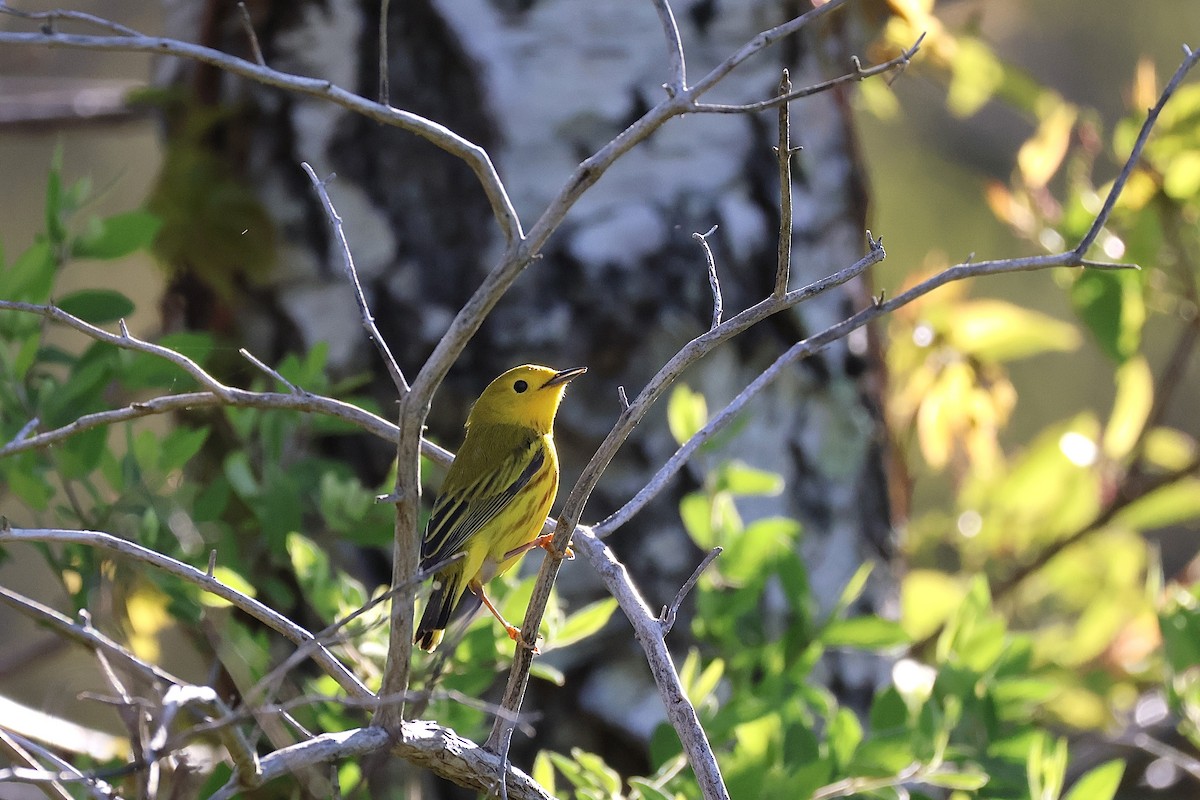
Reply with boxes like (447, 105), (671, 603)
(774, 68), (794, 297)
(379, 0), (390, 105)
(0, 585), (181, 688)
(693, 33), (925, 114)
(235, 2), (265, 67)
(693, 226), (722, 328)
(661, 547), (722, 636)
(301, 162), (408, 395)
(239, 347), (300, 394)
(0, 729), (112, 800)
(0, 2), (143, 36)
(0, 728), (75, 800)
(650, 0), (686, 95)
(1074, 44), (1200, 257)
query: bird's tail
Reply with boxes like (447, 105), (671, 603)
(415, 569), (463, 652)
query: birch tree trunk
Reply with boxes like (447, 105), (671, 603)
(158, 0), (897, 777)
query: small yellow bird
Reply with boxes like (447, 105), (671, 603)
(414, 364), (586, 652)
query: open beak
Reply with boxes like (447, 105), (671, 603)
(542, 366), (587, 388)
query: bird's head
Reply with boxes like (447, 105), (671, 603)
(466, 364), (587, 433)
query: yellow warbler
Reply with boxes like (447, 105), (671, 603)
(414, 364), (586, 652)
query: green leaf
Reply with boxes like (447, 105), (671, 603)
(549, 598), (618, 650)
(531, 752), (556, 797)
(571, 749), (621, 795)
(1159, 588), (1200, 674)
(1062, 759), (1124, 800)
(529, 660), (565, 686)
(715, 461), (784, 496)
(1, 239), (56, 303)
(1070, 269), (1144, 363)
(831, 561), (874, 620)
(826, 707), (862, 769)
(629, 778), (674, 800)
(72, 210), (162, 260)
(56, 425), (108, 480)
(1114, 478), (1200, 530)
(55, 290), (135, 325)
(720, 517), (797, 584)
(160, 427), (210, 473)
(820, 616), (909, 650)
(947, 37), (1004, 117)
(667, 384), (707, 446)
(1103, 355), (1153, 459)
(923, 767), (990, 791)
(680, 491), (715, 549)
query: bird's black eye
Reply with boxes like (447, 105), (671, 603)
(513, 379), (528, 393)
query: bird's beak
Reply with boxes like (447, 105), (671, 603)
(543, 366), (587, 388)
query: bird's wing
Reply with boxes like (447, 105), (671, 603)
(420, 436), (546, 568)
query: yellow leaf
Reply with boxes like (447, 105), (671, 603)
(1018, 103), (1077, 189)
(948, 300), (1081, 361)
(902, 570), (966, 641)
(126, 586), (171, 662)
(947, 38), (1004, 118)
(1103, 355), (1154, 460)
(1143, 427), (1197, 471)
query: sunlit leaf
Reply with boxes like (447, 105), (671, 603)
(715, 460), (784, 497)
(201, 566), (257, 607)
(924, 767), (989, 791)
(947, 37), (1004, 117)
(1114, 478), (1200, 530)
(1018, 103), (1077, 189)
(902, 570), (967, 642)
(549, 598), (618, 649)
(1142, 427), (1196, 471)
(820, 616), (909, 650)
(1063, 759), (1125, 800)
(948, 300), (1080, 362)
(1103, 355), (1153, 459)
(667, 384), (707, 446)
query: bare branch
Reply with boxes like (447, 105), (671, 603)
(0, 585), (181, 688)
(0, 528), (372, 701)
(1075, 44), (1200, 257)
(301, 162), (408, 395)
(0, 2), (143, 36)
(0, 728), (112, 800)
(661, 546), (722, 636)
(650, 0), (686, 95)
(693, 33), (925, 114)
(239, 348), (300, 394)
(379, 0), (391, 105)
(207, 725), (554, 800)
(774, 68), (794, 297)
(0, 728), (75, 800)
(574, 530), (730, 799)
